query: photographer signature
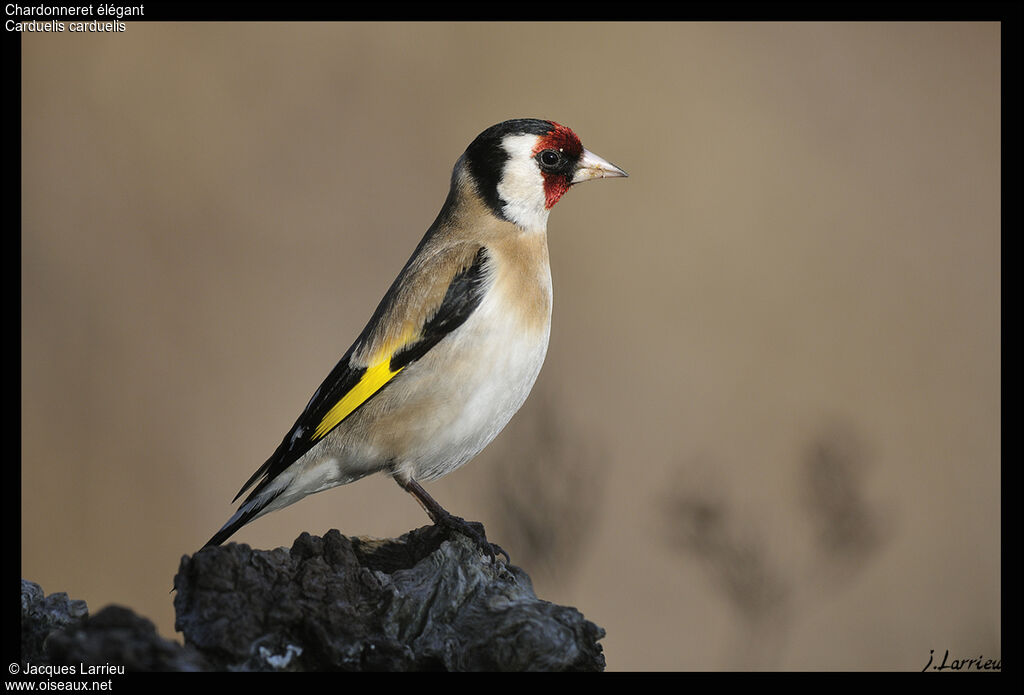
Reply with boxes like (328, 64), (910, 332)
(922, 649), (1000, 672)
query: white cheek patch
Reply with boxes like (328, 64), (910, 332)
(496, 134), (551, 232)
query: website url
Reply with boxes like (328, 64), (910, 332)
(5, 681), (112, 691)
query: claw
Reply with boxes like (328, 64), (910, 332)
(397, 477), (510, 564)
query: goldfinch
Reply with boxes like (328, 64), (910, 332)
(203, 119), (626, 554)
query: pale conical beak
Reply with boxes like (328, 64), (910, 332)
(571, 148), (628, 184)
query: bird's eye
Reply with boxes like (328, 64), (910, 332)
(538, 149), (561, 168)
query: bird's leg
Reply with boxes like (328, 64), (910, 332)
(396, 477), (509, 564)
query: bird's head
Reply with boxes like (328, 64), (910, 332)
(461, 119), (627, 231)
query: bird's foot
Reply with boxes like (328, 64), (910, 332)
(432, 510), (510, 565)
(397, 477), (509, 564)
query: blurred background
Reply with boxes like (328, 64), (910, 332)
(20, 22), (1000, 670)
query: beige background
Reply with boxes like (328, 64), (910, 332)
(21, 22), (1000, 670)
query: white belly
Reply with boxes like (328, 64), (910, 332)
(396, 286), (551, 481)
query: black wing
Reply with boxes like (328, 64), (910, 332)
(202, 246), (491, 548)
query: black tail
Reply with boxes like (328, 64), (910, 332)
(201, 503), (263, 549)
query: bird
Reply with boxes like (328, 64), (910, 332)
(202, 118), (627, 558)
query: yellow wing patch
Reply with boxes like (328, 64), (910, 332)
(311, 358), (404, 441)
(310, 325), (417, 442)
